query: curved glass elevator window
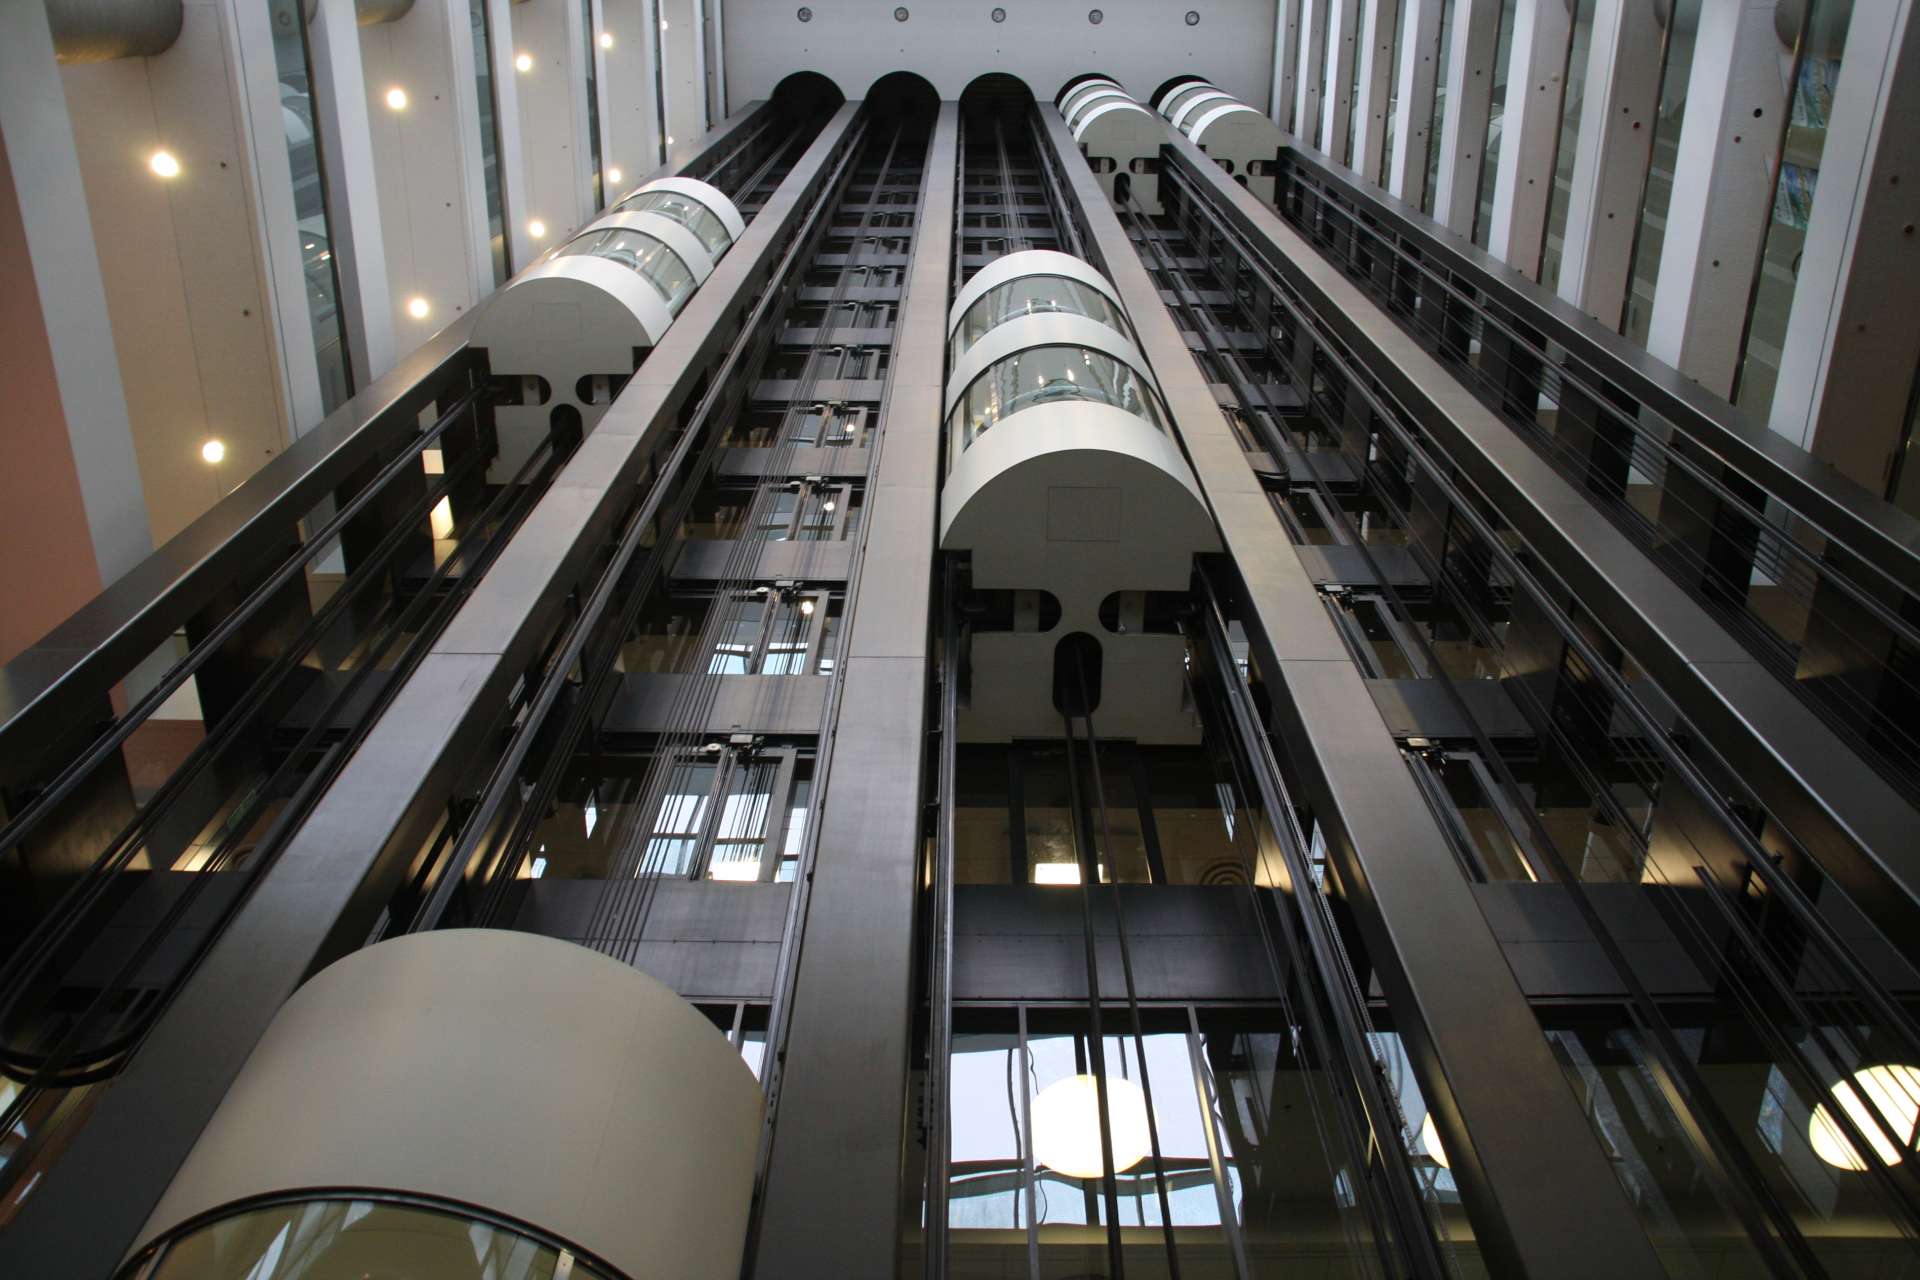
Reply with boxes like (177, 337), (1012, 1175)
(553, 227), (697, 314)
(949, 275), (1133, 365)
(615, 188), (735, 257)
(133, 1196), (612, 1280)
(947, 345), (1168, 461)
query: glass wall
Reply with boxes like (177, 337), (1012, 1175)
(1469, 0), (1518, 249)
(138, 1197), (611, 1280)
(266, 0), (353, 414)
(1538, 0), (1593, 291)
(950, 275), (1132, 364)
(469, 0), (511, 285)
(1421, 0), (1455, 215)
(946, 1006), (1404, 1279)
(1732, 0), (1854, 419)
(582, 0), (605, 212)
(948, 346), (1168, 466)
(1621, 0), (1699, 343)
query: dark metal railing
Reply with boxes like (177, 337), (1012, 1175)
(1269, 146), (1920, 805)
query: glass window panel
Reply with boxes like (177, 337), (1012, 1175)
(146, 1198), (610, 1280)
(1733, 2), (1852, 419)
(706, 760), (774, 880)
(646, 760), (714, 875)
(948, 346), (1168, 470)
(555, 227), (697, 314)
(953, 277), (1134, 365)
(1621, 0), (1700, 343)
(617, 189), (733, 256)
(267, 0), (352, 412)
(776, 759), (813, 882)
(1471, 0), (1519, 250)
(1540, 0), (1593, 293)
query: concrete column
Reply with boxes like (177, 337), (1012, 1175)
(309, 0), (397, 383)
(359, 0), (495, 351)
(1352, 0), (1401, 181)
(483, 0), (534, 270)
(1768, 0), (1920, 497)
(1318, 0), (1363, 161)
(1271, 0), (1302, 130)
(1555, 0), (1662, 324)
(1386, 0), (1442, 206)
(1294, 0), (1330, 149)
(1431, 0), (1500, 235)
(661, 0), (705, 154)
(1645, 0), (1790, 397)
(508, 0), (596, 248)
(1486, 0), (1572, 278)
(601, 0), (665, 183)
(0, 0), (150, 662)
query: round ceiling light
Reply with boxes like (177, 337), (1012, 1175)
(149, 150), (182, 179)
(200, 439), (226, 464)
(1420, 1112), (1451, 1169)
(1809, 1064), (1920, 1171)
(1031, 1073), (1150, 1179)
(514, 52), (533, 73)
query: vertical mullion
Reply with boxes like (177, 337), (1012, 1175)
(1186, 1008), (1254, 1279)
(758, 750), (798, 884)
(1018, 1006), (1042, 1280)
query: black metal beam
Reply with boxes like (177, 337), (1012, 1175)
(1271, 143), (1920, 598)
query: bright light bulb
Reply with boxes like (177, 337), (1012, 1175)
(1032, 1074), (1150, 1179)
(1420, 1113), (1451, 1169)
(599, 30), (614, 48)
(822, 499), (835, 512)
(660, 17), (670, 29)
(800, 599), (815, 616)
(527, 218), (548, 239)
(406, 295), (430, 319)
(385, 86), (408, 110)
(1810, 1064), (1920, 1171)
(200, 439), (226, 464)
(149, 150), (181, 179)
(666, 135), (675, 146)
(606, 166), (623, 184)
(514, 51), (533, 72)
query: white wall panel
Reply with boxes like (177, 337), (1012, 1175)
(718, 0), (1275, 109)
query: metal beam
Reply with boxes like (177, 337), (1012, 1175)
(1042, 104), (1667, 1279)
(748, 100), (957, 1278)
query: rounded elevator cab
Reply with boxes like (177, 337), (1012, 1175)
(122, 930), (763, 1280)
(470, 177), (745, 481)
(1054, 76), (1163, 212)
(1153, 77), (1283, 204)
(941, 251), (1216, 744)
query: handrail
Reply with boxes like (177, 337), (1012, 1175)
(1270, 142), (1920, 596)
(0, 316), (481, 779)
(1264, 144), (1920, 802)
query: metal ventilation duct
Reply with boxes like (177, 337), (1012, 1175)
(45, 0), (184, 63)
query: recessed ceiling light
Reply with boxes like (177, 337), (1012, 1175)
(606, 166), (623, 184)
(150, 150), (181, 179)
(514, 52), (533, 72)
(200, 439), (226, 464)
(599, 31), (614, 48)
(406, 296), (430, 319)
(528, 218), (548, 239)
(385, 86), (408, 110)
